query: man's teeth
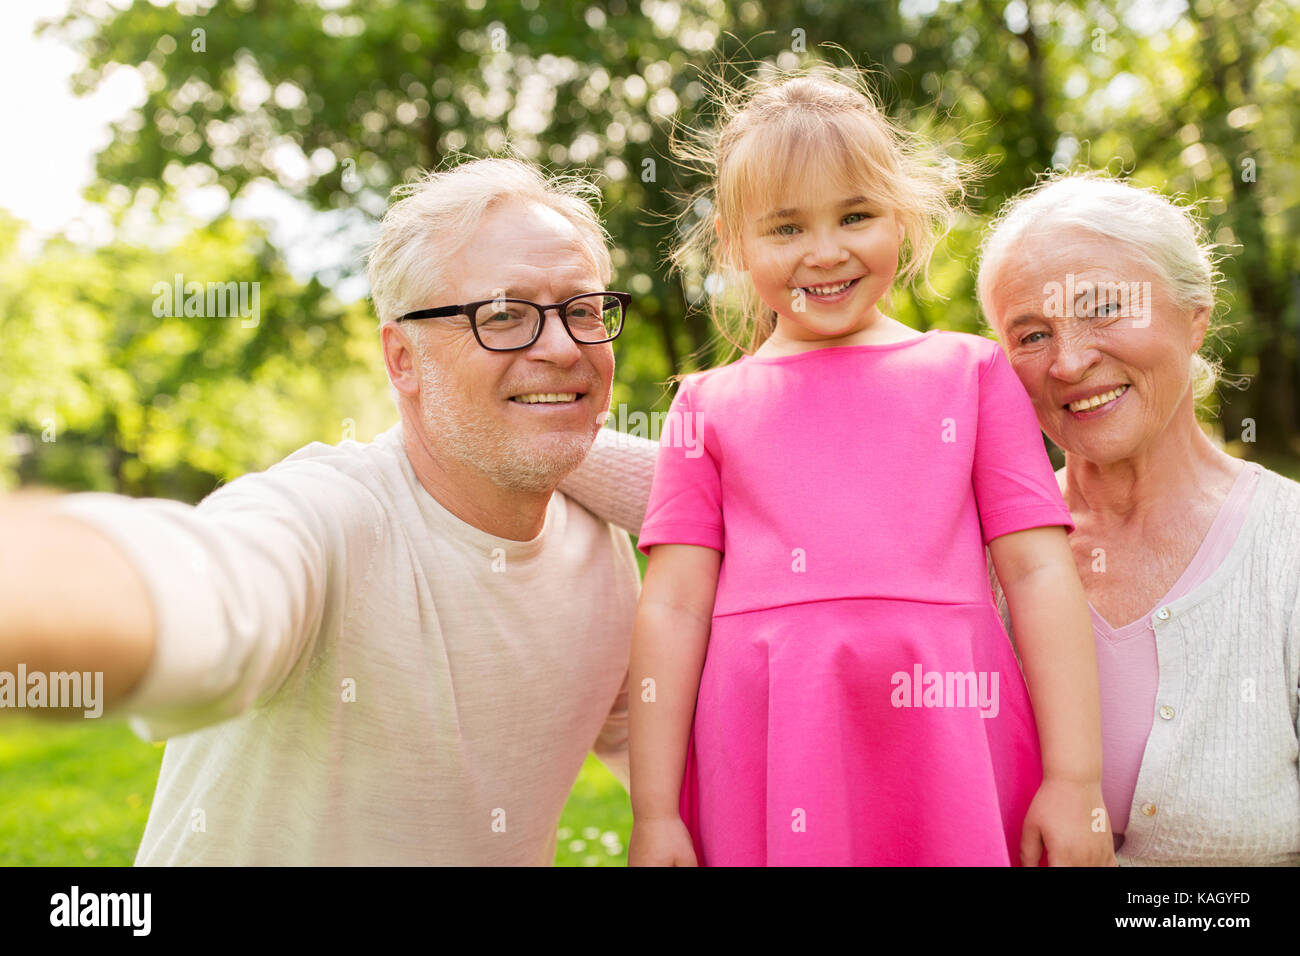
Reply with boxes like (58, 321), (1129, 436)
(803, 279), (854, 296)
(511, 392), (578, 404)
(1068, 385), (1128, 412)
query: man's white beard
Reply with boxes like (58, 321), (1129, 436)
(418, 358), (599, 494)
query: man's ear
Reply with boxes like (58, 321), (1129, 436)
(382, 322), (422, 399)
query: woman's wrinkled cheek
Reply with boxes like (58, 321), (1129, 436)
(1008, 350), (1051, 406)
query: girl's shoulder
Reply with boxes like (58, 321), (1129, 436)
(674, 331), (1008, 402)
(923, 329), (1004, 366)
(669, 363), (736, 399)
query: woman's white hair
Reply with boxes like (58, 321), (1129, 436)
(977, 172), (1225, 403)
(366, 156), (613, 352)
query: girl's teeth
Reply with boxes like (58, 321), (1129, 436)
(512, 393), (578, 404)
(1068, 385), (1128, 412)
(804, 280), (853, 295)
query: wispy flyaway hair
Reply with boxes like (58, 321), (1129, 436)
(670, 62), (971, 357)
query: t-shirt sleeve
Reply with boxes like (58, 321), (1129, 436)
(972, 344), (1075, 544)
(54, 462), (379, 740)
(635, 376), (724, 554)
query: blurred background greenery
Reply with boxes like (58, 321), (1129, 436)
(1, 0), (1297, 865)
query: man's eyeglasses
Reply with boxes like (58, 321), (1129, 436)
(398, 291), (630, 352)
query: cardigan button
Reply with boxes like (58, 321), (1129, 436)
(1159, 705), (1174, 720)
(1154, 607), (1171, 622)
(1141, 802), (1157, 816)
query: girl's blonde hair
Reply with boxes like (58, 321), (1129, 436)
(670, 63), (969, 359)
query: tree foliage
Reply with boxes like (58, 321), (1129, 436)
(0, 208), (389, 496)
(10, 0), (1298, 497)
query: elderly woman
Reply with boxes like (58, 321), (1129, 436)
(563, 172), (1300, 866)
(975, 174), (1300, 865)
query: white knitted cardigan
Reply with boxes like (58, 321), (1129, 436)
(561, 428), (1300, 866)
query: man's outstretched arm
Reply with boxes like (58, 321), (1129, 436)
(0, 495), (155, 712)
(0, 462), (363, 736)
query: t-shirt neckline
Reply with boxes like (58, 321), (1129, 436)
(743, 328), (940, 363)
(382, 424), (554, 560)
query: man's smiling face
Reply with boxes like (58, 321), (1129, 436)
(411, 200), (615, 493)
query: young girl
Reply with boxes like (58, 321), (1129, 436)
(585, 69), (1113, 866)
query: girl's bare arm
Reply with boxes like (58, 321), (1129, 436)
(989, 525), (1113, 865)
(630, 543), (721, 821)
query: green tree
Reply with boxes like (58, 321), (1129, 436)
(0, 210), (391, 498)
(41, 0), (1300, 448)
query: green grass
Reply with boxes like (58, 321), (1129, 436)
(0, 716), (163, 865)
(555, 756), (633, 866)
(0, 718), (632, 866)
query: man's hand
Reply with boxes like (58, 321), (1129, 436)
(0, 497), (155, 713)
(1020, 777), (1117, 866)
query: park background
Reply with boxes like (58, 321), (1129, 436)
(1, 0), (1297, 865)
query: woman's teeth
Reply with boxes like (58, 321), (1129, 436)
(1068, 385), (1128, 412)
(803, 279), (855, 295)
(511, 392), (578, 404)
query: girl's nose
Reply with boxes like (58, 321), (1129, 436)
(803, 231), (849, 268)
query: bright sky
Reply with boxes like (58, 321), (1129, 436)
(0, 0), (143, 240)
(0, 0), (370, 299)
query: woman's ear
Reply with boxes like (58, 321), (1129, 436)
(1189, 304), (1211, 351)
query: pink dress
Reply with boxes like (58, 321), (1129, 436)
(637, 330), (1074, 865)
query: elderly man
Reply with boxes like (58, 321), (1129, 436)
(0, 157), (656, 865)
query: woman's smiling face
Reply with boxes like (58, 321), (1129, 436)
(987, 228), (1211, 467)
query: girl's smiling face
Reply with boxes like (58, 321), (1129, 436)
(987, 228), (1210, 466)
(730, 184), (902, 345)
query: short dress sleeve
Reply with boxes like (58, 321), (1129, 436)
(636, 375), (724, 555)
(972, 344), (1075, 544)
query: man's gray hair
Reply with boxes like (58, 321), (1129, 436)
(366, 157), (614, 348)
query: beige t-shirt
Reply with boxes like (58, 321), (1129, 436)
(57, 423), (639, 865)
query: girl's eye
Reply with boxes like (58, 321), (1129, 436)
(771, 223), (799, 236)
(842, 212), (873, 225)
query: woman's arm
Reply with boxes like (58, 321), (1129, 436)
(628, 543), (720, 865)
(557, 427), (658, 535)
(989, 524), (1114, 865)
(986, 547), (1017, 656)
